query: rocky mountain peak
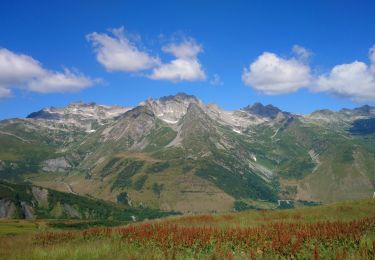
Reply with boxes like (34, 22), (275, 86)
(142, 93), (204, 124)
(310, 109), (335, 116)
(352, 105), (375, 116)
(27, 109), (62, 120)
(27, 102), (130, 121)
(66, 101), (97, 108)
(339, 105), (375, 117)
(242, 102), (287, 119)
(159, 92), (199, 103)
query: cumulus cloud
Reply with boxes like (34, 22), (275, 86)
(243, 44), (375, 102)
(150, 38), (206, 82)
(150, 59), (205, 81)
(242, 52), (311, 95)
(87, 27), (207, 83)
(315, 46), (375, 102)
(0, 48), (96, 97)
(87, 27), (160, 72)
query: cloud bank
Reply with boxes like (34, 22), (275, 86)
(243, 44), (375, 102)
(0, 48), (96, 98)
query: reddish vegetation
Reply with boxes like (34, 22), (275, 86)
(35, 216), (375, 258)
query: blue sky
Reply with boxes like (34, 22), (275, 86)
(1, 0), (375, 119)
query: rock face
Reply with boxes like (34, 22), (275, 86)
(27, 102), (131, 131)
(341, 105), (375, 117)
(0, 199), (16, 218)
(20, 202), (34, 219)
(0, 199), (34, 219)
(32, 187), (49, 208)
(63, 204), (82, 219)
(243, 103), (285, 119)
(42, 158), (71, 173)
(100, 106), (157, 148)
(143, 93), (201, 124)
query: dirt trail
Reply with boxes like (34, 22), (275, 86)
(0, 130), (30, 143)
(54, 178), (77, 195)
(115, 152), (161, 162)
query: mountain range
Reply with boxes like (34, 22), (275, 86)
(1, 93), (375, 214)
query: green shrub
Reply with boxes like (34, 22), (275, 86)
(112, 160), (144, 190)
(117, 192), (130, 206)
(234, 201), (257, 211)
(152, 183), (164, 197)
(133, 175), (148, 191)
(146, 162), (170, 173)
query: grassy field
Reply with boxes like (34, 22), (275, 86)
(1, 198), (375, 259)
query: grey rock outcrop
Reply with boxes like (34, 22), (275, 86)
(32, 186), (49, 207)
(0, 199), (16, 218)
(42, 157), (71, 172)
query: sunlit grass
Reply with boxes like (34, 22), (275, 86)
(1, 198), (375, 259)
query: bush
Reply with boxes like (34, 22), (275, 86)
(152, 183), (164, 197)
(234, 201), (257, 211)
(146, 162), (170, 173)
(133, 175), (148, 191)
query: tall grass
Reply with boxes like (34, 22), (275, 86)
(28, 216), (375, 259)
(2, 198), (375, 259)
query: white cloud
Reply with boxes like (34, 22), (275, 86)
(0, 48), (96, 97)
(242, 52), (311, 95)
(315, 54), (375, 102)
(28, 69), (97, 93)
(150, 38), (206, 82)
(292, 45), (313, 61)
(87, 27), (160, 72)
(0, 48), (45, 85)
(150, 58), (205, 81)
(210, 74), (223, 86)
(162, 39), (202, 58)
(87, 28), (207, 83)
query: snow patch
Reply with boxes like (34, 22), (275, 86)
(251, 154), (257, 162)
(161, 118), (179, 124)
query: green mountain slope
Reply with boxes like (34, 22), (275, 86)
(1, 93), (375, 213)
(0, 180), (175, 220)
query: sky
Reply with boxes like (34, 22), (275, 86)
(1, 0), (375, 119)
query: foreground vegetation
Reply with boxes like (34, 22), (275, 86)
(1, 198), (375, 259)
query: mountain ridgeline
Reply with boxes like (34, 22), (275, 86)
(1, 93), (375, 213)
